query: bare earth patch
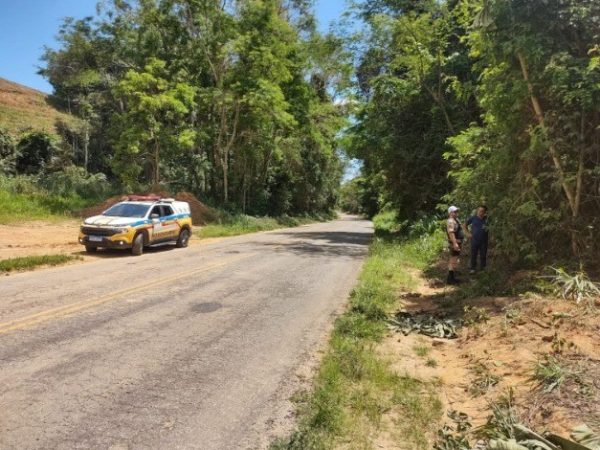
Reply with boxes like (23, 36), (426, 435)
(376, 268), (600, 447)
(0, 220), (216, 271)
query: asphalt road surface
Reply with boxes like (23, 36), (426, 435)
(0, 216), (373, 450)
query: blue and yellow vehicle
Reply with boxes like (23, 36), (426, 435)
(79, 196), (193, 255)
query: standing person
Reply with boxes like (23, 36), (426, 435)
(466, 205), (489, 274)
(446, 205), (464, 284)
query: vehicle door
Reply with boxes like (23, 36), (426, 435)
(159, 204), (179, 239)
(149, 205), (163, 242)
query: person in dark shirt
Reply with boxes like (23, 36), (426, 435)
(466, 205), (489, 274)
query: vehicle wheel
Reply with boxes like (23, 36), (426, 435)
(85, 246), (98, 253)
(131, 233), (144, 256)
(176, 229), (190, 248)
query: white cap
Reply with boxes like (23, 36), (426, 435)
(448, 205), (459, 213)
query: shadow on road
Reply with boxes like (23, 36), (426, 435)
(255, 229), (373, 259)
(74, 244), (179, 259)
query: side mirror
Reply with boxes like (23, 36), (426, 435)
(151, 213), (160, 221)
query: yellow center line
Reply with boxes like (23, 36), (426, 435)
(0, 253), (255, 335)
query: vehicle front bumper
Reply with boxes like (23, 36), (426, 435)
(78, 234), (133, 249)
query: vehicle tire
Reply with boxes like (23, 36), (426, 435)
(131, 233), (144, 256)
(85, 245), (98, 253)
(176, 228), (190, 248)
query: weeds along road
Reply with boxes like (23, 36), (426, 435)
(0, 216), (372, 450)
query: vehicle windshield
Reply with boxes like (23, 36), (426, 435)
(103, 203), (150, 218)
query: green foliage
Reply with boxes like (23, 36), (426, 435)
(532, 355), (582, 394)
(194, 214), (316, 238)
(0, 173), (107, 223)
(38, 166), (110, 199)
(434, 410), (473, 450)
(111, 58), (196, 187)
(0, 254), (81, 273)
(15, 131), (59, 175)
(445, 0), (600, 264)
(40, 0), (348, 217)
(275, 232), (445, 449)
(348, 0), (600, 267)
(348, 0), (479, 221)
(0, 127), (17, 175)
(372, 210), (403, 235)
(337, 178), (362, 214)
(413, 343), (430, 357)
(468, 361), (501, 397)
(548, 267), (600, 306)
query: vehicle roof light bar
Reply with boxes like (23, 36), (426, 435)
(125, 195), (175, 202)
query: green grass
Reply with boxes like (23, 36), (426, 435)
(372, 209), (403, 235)
(0, 254), (81, 273)
(0, 172), (110, 224)
(413, 342), (431, 357)
(272, 231), (445, 450)
(0, 189), (97, 223)
(194, 214), (322, 238)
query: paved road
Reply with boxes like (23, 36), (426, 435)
(0, 216), (372, 449)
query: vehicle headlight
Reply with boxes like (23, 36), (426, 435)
(114, 227), (129, 234)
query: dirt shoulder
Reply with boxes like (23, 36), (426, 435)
(380, 265), (600, 447)
(0, 220), (216, 265)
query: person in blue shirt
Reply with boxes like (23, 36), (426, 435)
(466, 205), (489, 274)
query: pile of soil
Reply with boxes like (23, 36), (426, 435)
(173, 191), (219, 225)
(79, 191), (218, 225)
(79, 196), (127, 218)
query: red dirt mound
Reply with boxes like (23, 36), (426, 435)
(174, 191), (219, 225)
(79, 195), (127, 218)
(78, 192), (218, 225)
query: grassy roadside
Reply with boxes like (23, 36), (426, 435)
(273, 227), (446, 449)
(0, 254), (82, 273)
(194, 214), (330, 239)
(0, 190), (83, 224)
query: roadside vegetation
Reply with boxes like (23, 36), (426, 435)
(0, 171), (111, 223)
(273, 213), (446, 449)
(0, 254), (82, 273)
(195, 214), (331, 239)
(276, 210), (600, 449)
(345, 0), (600, 268)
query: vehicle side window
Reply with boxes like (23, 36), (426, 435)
(150, 206), (162, 217)
(161, 205), (174, 217)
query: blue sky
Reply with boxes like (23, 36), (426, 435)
(0, 0), (348, 94)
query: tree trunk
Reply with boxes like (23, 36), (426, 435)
(517, 52), (578, 215)
(517, 51), (584, 255)
(423, 84), (455, 134)
(83, 123), (89, 171)
(222, 156), (228, 203)
(154, 140), (160, 186)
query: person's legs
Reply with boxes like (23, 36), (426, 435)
(479, 240), (488, 269)
(470, 241), (479, 272)
(447, 249), (460, 284)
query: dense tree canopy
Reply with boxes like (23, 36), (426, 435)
(346, 0), (600, 264)
(40, 0), (348, 216)
(20, 0), (600, 264)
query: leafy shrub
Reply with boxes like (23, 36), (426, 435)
(39, 166), (110, 199)
(16, 131), (59, 174)
(372, 209), (405, 235)
(549, 267), (600, 305)
(0, 127), (16, 175)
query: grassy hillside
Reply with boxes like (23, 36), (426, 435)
(0, 77), (79, 135)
